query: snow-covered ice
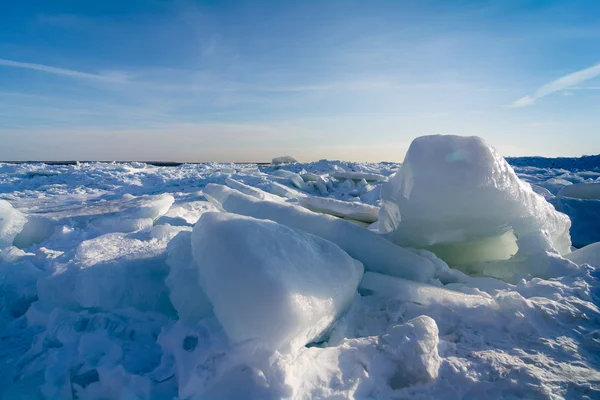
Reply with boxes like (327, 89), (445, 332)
(191, 212), (363, 351)
(379, 135), (572, 260)
(0, 137), (599, 399)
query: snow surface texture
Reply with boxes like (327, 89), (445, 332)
(0, 140), (598, 399)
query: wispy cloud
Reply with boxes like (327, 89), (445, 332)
(511, 61), (600, 107)
(0, 58), (130, 83)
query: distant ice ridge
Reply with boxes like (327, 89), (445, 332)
(379, 135), (572, 267)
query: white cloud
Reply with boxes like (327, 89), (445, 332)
(511, 61), (600, 107)
(0, 58), (129, 83)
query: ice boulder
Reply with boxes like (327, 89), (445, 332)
(0, 200), (27, 248)
(191, 212), (364, 351)
(379, 135), (572, 257)
(272, 155), (298, 165)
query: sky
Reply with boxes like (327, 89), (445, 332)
(1, 0), (600, 162)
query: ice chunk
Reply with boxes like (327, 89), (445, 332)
(298, 196), (379, 223)
(202, 184), (437, 282)
(379, 135), (572, 256)
(301, 173), (328, 195)
(272, 155), (298, 165)
(332, 171), (385, 182)
(359, 272), (491, 308)
(557, 182), (600, 200)
(165, 231), (213, 324)
(191, 212), (364, 351)
(224, 177), (282, 202)
(271, 170), (309, 191)
(0, 200), (27, 248)
(266, 181), (308, 199)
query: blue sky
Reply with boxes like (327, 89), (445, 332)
(1, 0), (599, 161)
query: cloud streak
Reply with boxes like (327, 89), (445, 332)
(0, 58), (129, 83)
(511, 61), (600, 107)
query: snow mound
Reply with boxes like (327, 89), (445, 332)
(203, 184), (437, 282)
(379, 135), (572, 259)
(0, 200), (26, 249)
(382, 315), (441, 388)
(191, 212), (364, 351)
(557, 182), (600, 200)
(272, 155), (298, 165)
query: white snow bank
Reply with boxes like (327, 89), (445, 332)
(298, 196), (379, 223)
(0, 200), (26, 249)
(557, 182), (600, 199)
(191, 212), (364, 351)
(332, 171), (386, 182)
(565, 241), (600, 267)
(272, 155), (298, 165)
(202, 184), (437, 282)
(379, 135), (572, 257)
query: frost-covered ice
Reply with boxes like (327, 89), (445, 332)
(0, 140), (599, 399)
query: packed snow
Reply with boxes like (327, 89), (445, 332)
(0, 136), (599, 399)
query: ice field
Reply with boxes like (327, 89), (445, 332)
(0, 135), (599, 399)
